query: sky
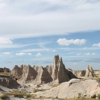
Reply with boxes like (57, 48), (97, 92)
(0, 0), (100, 70)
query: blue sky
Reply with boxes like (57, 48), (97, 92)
(0, 0), (100, 70)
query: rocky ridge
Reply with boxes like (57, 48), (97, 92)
(78, 65), (95, 78)
(11, 55), (77, 84)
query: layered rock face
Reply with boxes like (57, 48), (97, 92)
(85, 65), (94, 77)
(0, 67), (10, 72)
(78, 65), (94, 78)
(0, 76), (19, 88)
(11, 55), (77, 84)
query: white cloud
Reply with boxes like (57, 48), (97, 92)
(91, 53), (96, 55)
(27, 53), (32, 56)
(36, 53), (42, 57)
(0, 37), (12, 44)
(57, 38), (86, 46)
(0, 0), (100, 38)
(16, 52), (32, 56)
(52, 50), (56, 52)
(16, 52), (25, 56)
(85, 52), (96, 56)
(93, 43), (100, 47)
(3, 52), (11, 55)
(85, 52), (90, 56)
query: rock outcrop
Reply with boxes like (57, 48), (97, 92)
(0, 67), (10, 72)
(85, 65), (94, 77)
(36, 79), (100, 99)
(78, 65), (94, 78)
(0, 76), (19, 88)
(11, 55), (77, 84)
(50, 55), (70, 83)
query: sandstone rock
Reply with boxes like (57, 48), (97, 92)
(66, 68), (77, 79)
(85, 65), (94, 77)
(36, 79), (100, 99)
(11, 65), (22, 79)
(50, 55), (70, 83)
(0, 68), (4, 72)
(78, 65), (94, 78)
(20, 65), (37, 82)
(3, 67), (10, 72)
(78, 70), (86, 77)
(0, 67), (10, 72)
(0, 76), (19, 88)
(11, 55), (77, 84)
(35, 66), (52, 84)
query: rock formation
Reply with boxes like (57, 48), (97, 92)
(78, 65), (94, 78)
(11, 65), (22, 79)
(0, 67), (10, 72)
(78, 70), (86, 77)
(11, 55), (77, 84)
(85, 65), (94, 77)
(50, 55), (70, 83)
(35, 66), (52, 84)
(36, 79), (100, 99)
(0, 76), (19, 88)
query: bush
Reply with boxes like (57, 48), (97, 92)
(98, 94), (100, 100)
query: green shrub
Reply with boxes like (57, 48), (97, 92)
(78, 93), (81, 98)
(98, 94), (100, 100)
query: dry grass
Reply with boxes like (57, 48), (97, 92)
(0, 72), (10, 77)
(0, 90), (36, 99)
(34, 88), (46, 93)
(63, 98), (95, 100)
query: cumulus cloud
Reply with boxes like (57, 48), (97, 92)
(0, 37), (12, 44)
(57, 38), (86, 46)
(93, 43), (100, 47)
(85, 52), (96, 56)
(85, 52), (90, 56)
(52, 50), (56, 52)
(16, 52), (32, 56)
(36, 53), (42, 57)
(16, 52), (25, 56)
(27, 53), (32, 56)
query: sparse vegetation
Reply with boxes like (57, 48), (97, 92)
(78, 93), (82, 98)
(63, 98), (95, 100)
(98, 94), (100, 100)
(34, 88), (46, 92)
(0, 90), (36, 99)
(0, 72), (10, 76)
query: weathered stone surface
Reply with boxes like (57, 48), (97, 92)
(35, 66), (52, 84)
(0, 67), (10, 72)
(51, 55), (70, 83)
(21, 65), (37, 82)
(78, 70), (86, 77)
(36, 79), (100, 99)
(78, 65), (94, 78)
(85, 65), (94, 77)
(11, 65), (22, 79)
(11, 55), (77, 84)
(0, 76), (19, 88)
